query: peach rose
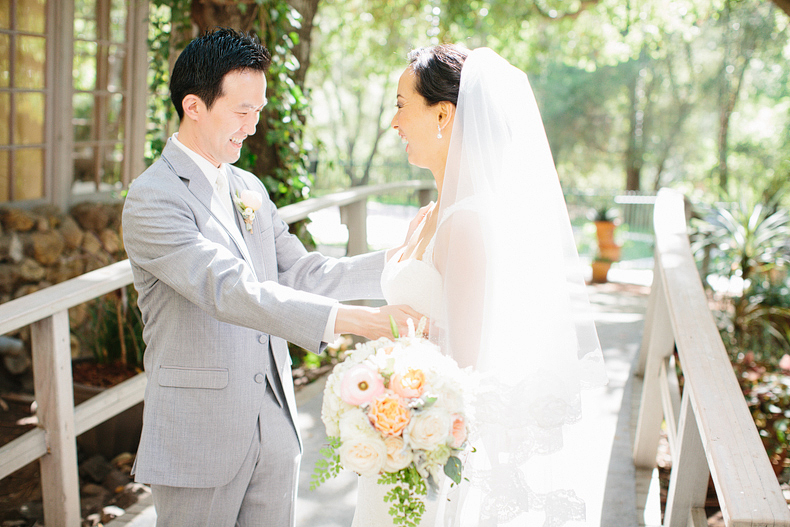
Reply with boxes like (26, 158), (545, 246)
(390, 368), (426, 399)
(340, 365), (385, 406)
(383, 436), (413, 472)
(450, 414), (467, 449)
(368, 393), (411, 437)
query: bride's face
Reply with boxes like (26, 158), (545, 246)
(391, 67), (449, 174)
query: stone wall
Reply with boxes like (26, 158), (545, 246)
(0, 203), (126, 384)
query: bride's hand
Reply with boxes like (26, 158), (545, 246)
(386, 202), (433, 261)
(405, 202), (433, 243)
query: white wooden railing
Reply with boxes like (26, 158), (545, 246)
(0, 179), (434, 527)
(633, 188), (790, 527)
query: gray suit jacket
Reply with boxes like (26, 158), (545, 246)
(122, 139), (384, 488)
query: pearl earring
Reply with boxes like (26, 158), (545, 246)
(437, 124), (443, 139)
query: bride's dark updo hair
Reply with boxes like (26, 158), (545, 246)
(407, 44), (469, 107)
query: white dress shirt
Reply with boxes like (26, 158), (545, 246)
(171, 134), (338, 343)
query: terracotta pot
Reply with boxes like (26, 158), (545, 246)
(591, 260), (612, 283)
(594, 220), (616, 246)
(598, 243), (621, 262)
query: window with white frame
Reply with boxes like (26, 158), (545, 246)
(0, 0), (48, 203)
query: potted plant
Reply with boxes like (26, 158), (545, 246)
(591, 256), (614, 283)
(592, 205), (621, 262)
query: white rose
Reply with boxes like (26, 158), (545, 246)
(339, 408), (374, 438)
(405, 407), (452, 451)
(382, 436), (413, 472)
(239, 189), (263, 210)
(339, 434), (387, 477)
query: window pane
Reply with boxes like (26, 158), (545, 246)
(73, 92), (94, 142)
(15, 35), (46, 89)
(74, 0), (97, 40)
(107, 93), (124, 141)
(0, 0), (9, 29)
(110, 0), (126, 43)
(73, 145), (96, 185)
(73, 41), (97, 91)
(15, 92), (45, 145)
(14, 148), (44, 200)
(0, 150), (8, 202)
(107, 44), (125, 92)
(17, 0), (46, 34)
(102, 144), (122, 186)
(0, 92), (8, 144)
(0, 33), (8, 87)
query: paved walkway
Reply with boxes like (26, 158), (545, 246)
(107, 268), (653, 527)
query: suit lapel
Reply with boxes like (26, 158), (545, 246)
(227, 168), (269, 281)
(161, 140), (258, 279)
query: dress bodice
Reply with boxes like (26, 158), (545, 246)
(380, 245), (442, 318)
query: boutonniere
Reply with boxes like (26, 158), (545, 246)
(233, 189), (263, 234)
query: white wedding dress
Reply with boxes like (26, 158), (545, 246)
(350, 47), (607, 527)
(352, 218), (444, 527)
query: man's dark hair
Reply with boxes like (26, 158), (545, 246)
(170, 27), (272, 121)
(407, 44), (469, 107)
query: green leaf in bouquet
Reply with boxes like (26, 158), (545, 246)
(444, 456), (463, 485)
(310, 436), (342, 490)
(380, 466), (427, 526)
(390, 315), (400, 339)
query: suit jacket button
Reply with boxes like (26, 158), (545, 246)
(258, 335), (267, 344)
(254, 373), (265, 384)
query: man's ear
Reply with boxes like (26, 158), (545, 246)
(182, 94), (203, 121)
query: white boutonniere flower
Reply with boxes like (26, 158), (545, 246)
(233, 189), (263, 233)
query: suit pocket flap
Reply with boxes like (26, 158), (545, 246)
(158, 366), (228, 390)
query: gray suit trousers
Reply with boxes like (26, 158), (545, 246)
(151, 386), (300, 527)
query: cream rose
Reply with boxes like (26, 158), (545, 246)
(239, 189), (263, 211)
(406, 407), (452, 451)
(338, 435), (387, 477)
(382, 436), (413, 472)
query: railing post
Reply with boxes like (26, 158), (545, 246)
(633, 268), (676, 468)
(340, 199), (368, 256)
(31, 310), (80, 527)
(418, 188), (434, 207)
(663, 392), (710, 527)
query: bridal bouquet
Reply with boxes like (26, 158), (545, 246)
(312, 320), (473, 526)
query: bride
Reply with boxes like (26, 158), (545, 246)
(351, 45), (608, 526)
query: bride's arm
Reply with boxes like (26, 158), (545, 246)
(432, 209), (486, 369)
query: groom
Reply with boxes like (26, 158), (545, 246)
(122, 28), (423, 526)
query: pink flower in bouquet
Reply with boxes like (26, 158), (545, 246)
(340, 365), (385, 406)
(780, 354), (790, 371)
(390, 368), (426, 399)
(368, 394), (411, 437)
(450, 414), (467, 448)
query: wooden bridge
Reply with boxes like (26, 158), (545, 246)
(0, 186), (788, 527)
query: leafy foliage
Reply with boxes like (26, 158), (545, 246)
(380, 467), (428, 527)
(310, 436), (343, 490)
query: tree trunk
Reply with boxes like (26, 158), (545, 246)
(772, 0), (790, 17)
(190, 0), (258, 32)
(247, 0), (321, 186)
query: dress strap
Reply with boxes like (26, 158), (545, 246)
(423, 197), (479, 266)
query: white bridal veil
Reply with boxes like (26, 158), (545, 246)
(429, 48), (608, 526)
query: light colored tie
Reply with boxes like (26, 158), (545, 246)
(215, 167), (235, 219)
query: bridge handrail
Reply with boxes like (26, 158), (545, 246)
(633, 188), (790, 526)
(0, 180), (435, 527)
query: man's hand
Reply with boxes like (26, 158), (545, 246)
(335, 304), (428, 341)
